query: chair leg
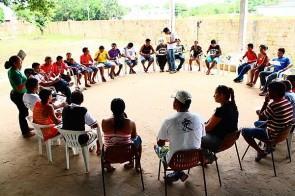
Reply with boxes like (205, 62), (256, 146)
(38, 138), (42, 155)
(158, 160), (161, 180)
(82, 147), (89, 173)
(164, 168), (167, 196)
(65, 145), (70, 170)
(287, 133), (293, 159)
(214, 153), (222, 187)
(45, 140), (52, 163)
(270, 150), (277, 177)
(201, 164), (208, 196)
(138, 160), (145, 191)
(235, 142), (243, 170)
(101, 154), (106, 196)
(286, 139), (292, 163)
(242, 145), (250, 160)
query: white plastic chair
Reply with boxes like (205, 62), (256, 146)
(26, 116), (61, 163)
(57, 128), (98, 173)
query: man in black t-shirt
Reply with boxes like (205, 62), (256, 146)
(205, 40), (222, 75)
(139, 38), (156, 73)
(156, 39), (167, 72)
(189, 41), (202, 71)
(62, 90), (101, 155)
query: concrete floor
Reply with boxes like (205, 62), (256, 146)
(1, 71), (295, 196)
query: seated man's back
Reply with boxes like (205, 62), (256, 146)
(158, 111), (204, 163)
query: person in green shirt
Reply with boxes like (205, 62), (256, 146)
(5, 55), (35, 138)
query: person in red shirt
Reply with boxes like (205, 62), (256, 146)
(234, 43), (257, 83)
(80, 47), (98, 84)
(52, 56), (71, 82)
(41, 56), (54, 77)
(247, 45), (269, 87)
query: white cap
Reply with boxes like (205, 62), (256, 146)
(171, 90), (192, 104)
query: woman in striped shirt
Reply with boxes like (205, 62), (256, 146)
(102, 98), (142, 172)
(242, 81), (294, 162)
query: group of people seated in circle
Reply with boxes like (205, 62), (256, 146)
(5, 54), (295, 183)
(4, 26), (295, 186)
(233, 44), (293, 96)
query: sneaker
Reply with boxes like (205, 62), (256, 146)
(179, 171), (189, 182)
(164, 172), (179, 183)
(233, 78), (243, 83)
(255, 152), (267, 162)
(23, 131), (35, 138)
(169, 70), (177, 74)
(259, 91), (267, 96)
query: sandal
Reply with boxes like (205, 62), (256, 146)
(124, 162), (134, 170)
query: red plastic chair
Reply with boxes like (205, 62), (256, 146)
(101, 143), (144, 196)
(213, 130), (243, 186)
(157, 149), (208, 196)
(242, 126), (293, 176)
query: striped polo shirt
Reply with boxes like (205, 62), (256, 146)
(262, 98), (294, 138)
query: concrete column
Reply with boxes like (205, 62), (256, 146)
(169, 0), (175, 32)
(239, 0), (248, 51)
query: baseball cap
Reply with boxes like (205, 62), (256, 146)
(171, 90), (192, 104)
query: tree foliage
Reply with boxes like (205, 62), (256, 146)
(0, 7), (4, 23)
(3, 0), (56, 34)
(53, 0), (126, 21)
(176, 0), (280, 17)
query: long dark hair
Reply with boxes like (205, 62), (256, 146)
(216, 85), (237, 109)
(111, 98), (127, 132)
(4, 55), (20, 69)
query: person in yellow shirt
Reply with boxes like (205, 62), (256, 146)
(94, 46), (116, 82)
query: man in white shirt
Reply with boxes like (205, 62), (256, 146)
(155, 90), (205, 182)
(163, 27), (177, 73)
(23, 77), (41, 111)
(124, 42), (138, 74)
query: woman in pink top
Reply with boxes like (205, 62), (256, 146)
(102, 98), (142, 172)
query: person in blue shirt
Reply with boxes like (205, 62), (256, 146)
(259, 48), (292, 96)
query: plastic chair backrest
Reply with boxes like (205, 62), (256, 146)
(26, 116), (55, 139)
(103, 144), (134, 164)
(216, 131), (240, 153)
(58, 129), (85, 148)
(168, 149), (203, 171)
(271, 126), (293, 144)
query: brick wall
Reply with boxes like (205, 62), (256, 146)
(1, 17), (295, 60)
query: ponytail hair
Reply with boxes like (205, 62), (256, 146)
(111, 98), (126, 132)
(216, 85), (237, 109)
(228, 87), (237, 109)
(5, 55), (20, 69)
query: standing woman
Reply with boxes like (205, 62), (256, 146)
(5, 55), (34, 137)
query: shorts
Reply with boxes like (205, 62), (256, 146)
(86, 66), (98, 72)
(110, 59), (122, 66)
(206, 56), (220, 64)
(140, 55), (154, 63)
(78, 131), (98, 146)
(154, 145), (169, 162)
(131, 135), (142, 149)
(96, 62), (115, 68)
(125, 59), (138, 66)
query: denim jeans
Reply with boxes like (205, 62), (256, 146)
(259, 71), (278, 91)
(175, 54), (185, 70)
(167, 49), (176, 71)
(235, 63), (251, 80)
